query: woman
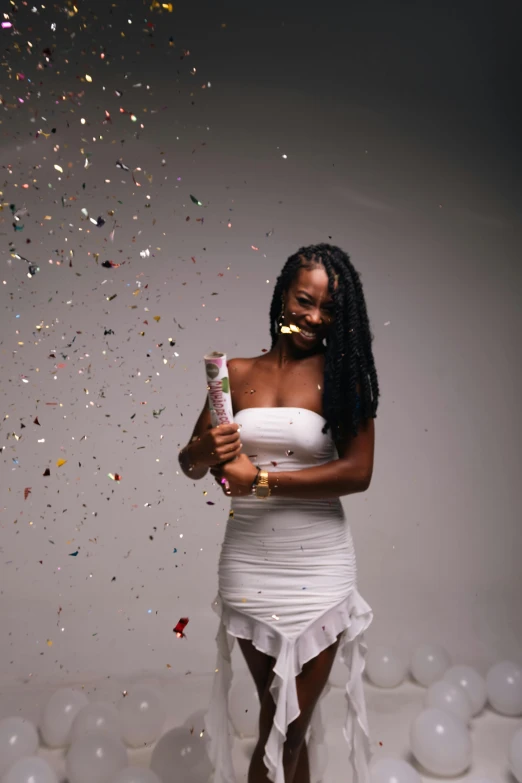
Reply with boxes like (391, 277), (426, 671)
(179, 243), (379, 783)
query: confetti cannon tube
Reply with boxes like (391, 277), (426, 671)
(204, 351), (234, 427)
(204, 352), (236, 489)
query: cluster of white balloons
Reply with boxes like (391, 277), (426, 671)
(328, 641), (522, 780)
(0, 685), (213, 783)
(1, 648), (521, 783)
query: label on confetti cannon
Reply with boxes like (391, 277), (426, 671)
(204, 352), (237, 486)
(203, 351), (235, 427)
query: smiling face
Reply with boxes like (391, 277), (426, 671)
(282, 264), (337, 352)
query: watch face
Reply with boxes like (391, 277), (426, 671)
(256, 485), (270, 498)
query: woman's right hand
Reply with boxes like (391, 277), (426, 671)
(193, 422), (242, 467)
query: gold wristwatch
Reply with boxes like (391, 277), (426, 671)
(253, 469), (271, 499)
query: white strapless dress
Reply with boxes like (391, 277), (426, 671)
(204, 407), (373, 783)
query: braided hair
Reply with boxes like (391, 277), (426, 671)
(269, 243), (380, 439)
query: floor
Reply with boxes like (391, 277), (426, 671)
(0, 672), (517, 782)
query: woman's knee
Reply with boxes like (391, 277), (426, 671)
(283, 710), (311, 754)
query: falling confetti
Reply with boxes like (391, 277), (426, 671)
(173, 617), (189, 638)
(0, 0), (230, 681)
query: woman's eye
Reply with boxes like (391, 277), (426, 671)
(298, 297), (333, 314)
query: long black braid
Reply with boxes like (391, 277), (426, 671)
(269, 243), (380, 439)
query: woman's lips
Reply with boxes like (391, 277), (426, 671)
(298, 327), (319, 341)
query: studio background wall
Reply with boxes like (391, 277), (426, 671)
(1, 0), (520, 686)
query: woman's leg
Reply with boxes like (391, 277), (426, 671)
(248, 740), (309, 783)
(294, 741), (310, 783)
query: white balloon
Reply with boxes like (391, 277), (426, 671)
(183, 708), (209, 739)
(0, 717), (39, 777)
(370, 757), (422, 783)
(410, 707), (472, 776)
(424, 679), (473, 724)
(1, 756), (58, 783)
(486, 660), (522, 716)
(111, 768), (162, 783)
(187, 759), (213, 783)
(443, 665), (487, 716)
(66, 730), (127, 783)
(150, 725), (211, 783)
(70, 702), (122, 744)
(118, 686), (166, 748)
(509, 726), (522, 783)
(228, 671), (260, 738)
(40, 688), (89, 748)
(365, 645), (408, 688)
(410, 643), (451, 687)
(183, 709), (211, 750)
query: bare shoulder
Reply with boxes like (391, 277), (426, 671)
(227, 356), (257, 379)
(227, 356), (251, 386)
(227, 356), (259, 412)
(227, 356), (253, 369)
(227, 357), (247, 371)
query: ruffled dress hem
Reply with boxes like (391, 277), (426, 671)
(204, 589), (373, 783)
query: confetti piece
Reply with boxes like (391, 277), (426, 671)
(54, 165), (63, 173)
(108, 473), (122, 481)
(150, 1), (174, 10)
(69, 551), (79, 557)
(56, 459), (67, 467)
(24, 487), (32, 500)
(190, 194), (203, 206)
(47, 640), (53, 647)
(173, 617), (189, 638)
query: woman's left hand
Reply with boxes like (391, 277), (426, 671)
(210, 453), (260, 497)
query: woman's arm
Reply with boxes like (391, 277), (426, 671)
(178, 394), (213, 480)
(267, 458), (368, 499)
(179, 357), (244, 481)
(267, 416), (375, 499)
(178, 436), (209, 480)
